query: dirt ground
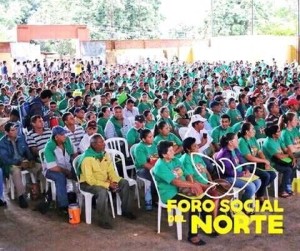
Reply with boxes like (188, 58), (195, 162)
(1, 193), (300, 251)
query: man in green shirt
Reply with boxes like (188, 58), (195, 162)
(126, 115), (145, 148)
(253, 106), (266, 139)
(208, 101), (222, 129)
(211, 114), (233, 151)
(226, 98), (243, 126)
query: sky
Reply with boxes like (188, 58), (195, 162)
(159, 0), (211, 31)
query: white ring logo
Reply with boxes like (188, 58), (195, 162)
(191, 152), (257, 199)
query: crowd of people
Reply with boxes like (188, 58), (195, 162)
(0, 57), (300, 245)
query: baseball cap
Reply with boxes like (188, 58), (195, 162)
(87, 120), (97, 128)
(287, 98), (298, 106)
(210, 101), (221, 109)
(0, 117), (9, 127)
(190, 114), (206, 124)
(135, 115), (145, 123)
(52, 126), (68, 136)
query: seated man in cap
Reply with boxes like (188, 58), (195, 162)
(0, 122), (34, 208)
(79, 134), (136, 229)
(126, 115), (145, 148)
(286, 98), (299, 115)
(43, 126), (77, 212)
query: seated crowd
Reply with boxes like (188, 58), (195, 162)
(0, 58), (300, 245)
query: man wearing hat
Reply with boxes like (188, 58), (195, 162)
(0, 122), (34, 208)
(286, 98), (299, 115)
(184, 115), (212, 154)
(126, 115), (145, 148)
(43, 126), (77, 212)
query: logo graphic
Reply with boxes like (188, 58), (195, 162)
(190, 152), (257, 199)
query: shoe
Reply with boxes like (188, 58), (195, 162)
(288, 191), (295, 196)
(187, 236), (206, 246)
(58, 206), (68, 215)
(122, 212), (137, 220)
(18, 195), (28, 209)
(99, 222), (113, 229)
(0, 199), (7, 207)
(279, 192), (290, 198)
(203, 231), (219, 238)
(145, 202), (153, 211)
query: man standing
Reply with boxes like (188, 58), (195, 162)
(79, 134), (136, 229)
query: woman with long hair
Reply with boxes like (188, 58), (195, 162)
(215, 133), (261, 206)
(238, 122), (277, 203)
(262, 125), (294, 198)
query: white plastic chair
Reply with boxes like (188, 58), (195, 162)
(9, 170), (36, 200)
(39, 149), (56, 202)
(150, 169), (182, 240)
(72, 155), (117, 224)
(106, 148), (140, 209)
(130, 144), (152, 204)
(187, 110), (194, 118)
(105, 137), (135, 176)
(178, 127), (188, 140)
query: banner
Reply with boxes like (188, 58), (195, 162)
(80, 41), (106, 60)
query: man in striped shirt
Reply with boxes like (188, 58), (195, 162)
(62, 112), (85, 154)
(26, 115), (52, 181)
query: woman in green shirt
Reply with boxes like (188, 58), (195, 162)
(183, 91), (196, 112)
(152, 140), (206, 246)
(151, 98), (162, 121)
(143, 110), (156, 131)
(173, 103), (190, 128)
(157, 106), (177, 135)
(180, 137), (219, 221)
(279, 112), (300, 170)
(138, 92), (152, 114)
(262, 125), (294, 198)
(97, 106), (110, 132)
(133, 129), (158, 210)
(238, 122), (277, 203)
(154, 121), (183, 157)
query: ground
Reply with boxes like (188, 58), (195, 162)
(0, 194), (300, 251)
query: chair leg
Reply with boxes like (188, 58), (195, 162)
(265, 187), (269, 200)
(9, 175), (15, 200)
(107, 191), (115, 218)
(157, 205), (162, 234)
(135, 184), (141, 208)
(51, 181), (56, 201)
(85, 195), (92, 224)
(116, 193), (122, 216)
(168, 209), (174, 227)
(274, 173), (279, 198)
(175, 208), (183, 241)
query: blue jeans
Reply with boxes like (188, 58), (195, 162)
(0, 168), (4, 200)
(273, 164), (293, 193)
(226, 177), (261, 202)
(45, 170), (68, 208)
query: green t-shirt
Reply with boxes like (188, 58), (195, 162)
(97, 117), (108, 132)
(208, 113), (221, 129)
(254, 118), (266, 139)
(126, 127), (141, 146)
(152, 157), (184, 203)
(280, 127), (300, 148)
(138, 102), (152, 114)
(226, 109), (243, 126)
(262, 137), (285, 165)
(180, 153), (208, 184)
(157, 118), (176, 131)
(151, 108), (159, 120)
(211, 126), (233, 144)
(232, 121), (243, 134)
(134, 141), (157, 170)
(145, 120), (156, 130)
(153, 133), (182, 157)
(58, 98), (68, 112)
(238, 137), (260, 158)
(245, 106), (254, 117)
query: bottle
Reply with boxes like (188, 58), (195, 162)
(145, 186), (152, 211)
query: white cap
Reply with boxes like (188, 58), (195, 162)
(190, 114), (206, 124)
